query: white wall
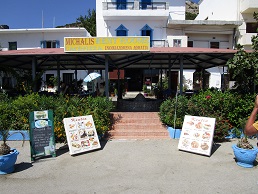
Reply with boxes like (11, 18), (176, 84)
(196, 0), (238, 21)
(96, 0), (186, 37)
(0, 28), (88, 50)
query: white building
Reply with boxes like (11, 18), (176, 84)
(96, 0), (257, 91)
(196, 0), (258, 50)
(0, 27), (91, 92)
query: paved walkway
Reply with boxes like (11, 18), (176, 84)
(0, 138), (257, 194)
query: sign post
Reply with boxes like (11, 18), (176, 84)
(178, 115), (216, 156)
(29, 110), (56, 161)
(63, 115), (101, 155)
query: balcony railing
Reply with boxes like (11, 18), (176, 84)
(151, 40), (168, 47)
(104, 2), (168, 10)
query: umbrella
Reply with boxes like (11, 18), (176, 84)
(83, 72), (101, 83)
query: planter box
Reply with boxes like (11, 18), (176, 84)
(167, 127), (181, 139)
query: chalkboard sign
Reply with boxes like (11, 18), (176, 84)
(29, 110), (56, 161)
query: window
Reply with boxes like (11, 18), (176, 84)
(63, 73), (74, 85)
(173, 39), (181, 47)
(141, 24), (153, 47)
(9, 42), (17, 50)
(116, 24), (128, 36)
(41, 40), (60, 48)
(117, 0), (127, 10)
(246, 23), (258, 33)
(187, 41), (193, 47)
(210, 42), (219, 49)
(141, 0), (151, 10)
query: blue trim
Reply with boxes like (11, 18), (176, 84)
(141, 0), (151, 10)
(116, 24), (128, 36)
(56, 40), (60, 48)
(141, 24), (153, 47)
(117, 0), (127, 10)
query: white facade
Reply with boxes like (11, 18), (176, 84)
(0, 28), (91, 92)
(96, 0), (258, 91)
(196, 0), (258, 50)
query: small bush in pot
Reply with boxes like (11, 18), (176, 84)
(0, 100), (24, 174)
(232, 136), (258, 168)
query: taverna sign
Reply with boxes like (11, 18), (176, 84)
(64, 36), (150, 52)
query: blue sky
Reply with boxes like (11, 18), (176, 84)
(1, 0), (200, 29)
(0, 0), (96, 29)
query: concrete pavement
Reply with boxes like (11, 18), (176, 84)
(0, 138), (257, 194)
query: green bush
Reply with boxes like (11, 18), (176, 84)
(159, 89), (256, 141)
(159, 95), (189, 128)
(0, 93), (114, 143)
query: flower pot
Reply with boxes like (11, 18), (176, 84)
(232, 145), (258, 168)
(0, 148), (19, 174)
(167, 127), (181, 139)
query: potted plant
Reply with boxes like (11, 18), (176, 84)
(0, 100), (24, 174)
(232, 136), (258, 168)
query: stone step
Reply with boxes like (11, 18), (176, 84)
(113, 124), (166, 130)
(108, 112), (169, 139)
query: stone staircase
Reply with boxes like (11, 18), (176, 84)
(108, 112), (169, 139)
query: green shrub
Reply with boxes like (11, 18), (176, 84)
(159, 89), (257, 141)
(159, 95), (189, 128)
(0, 93), (114, 143)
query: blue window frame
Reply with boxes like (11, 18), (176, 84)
(141, 0), (151, 10)
(117, 0), (127, 10)
(141, 24), (153, 46)
(41, 40), (60, 48)
(116, 24), (128, 36)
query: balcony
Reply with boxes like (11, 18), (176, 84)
(240, 0), (258, 13)
(151, 40), (168, 47)
(240, 33), (256, 45)
(102, 1), (169, 20)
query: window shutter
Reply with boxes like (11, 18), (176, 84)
(56, 40), (60, 48)
(40, 41), (46, 48)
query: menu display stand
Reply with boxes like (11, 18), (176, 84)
(178, 115), (216, 156)
(29, 110), (56, 161)
(63, 115), (101, 155)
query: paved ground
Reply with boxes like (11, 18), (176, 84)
(0, 138), (257, 194)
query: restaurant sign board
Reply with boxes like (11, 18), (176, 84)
(178, 115), (216, 156)
(29, 110), (56, 161)
(64, 36), (150, 52)
(63, 115), (101, 155)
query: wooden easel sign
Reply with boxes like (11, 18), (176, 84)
(63, 115), (101, 155)
(178, 115), (216, 156)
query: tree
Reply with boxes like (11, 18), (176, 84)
(227, 12), (258, 94)
(76, 9), (96, 37)
(56, 9), (96, 37)
(186, 12), (197, 20)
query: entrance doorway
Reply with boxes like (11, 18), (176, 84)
(125, 69), (143, 91)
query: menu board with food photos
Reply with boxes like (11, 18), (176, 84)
(178, 115), (216, 156)
(29, 110), (56, 161)
(63, 115), (101, 155)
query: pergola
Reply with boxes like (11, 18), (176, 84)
(0, 47), (237, 96)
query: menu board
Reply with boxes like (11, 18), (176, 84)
(63, 115), (101, 155)
(29, 110), (56, 161)
(178, 115), (216, 156)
